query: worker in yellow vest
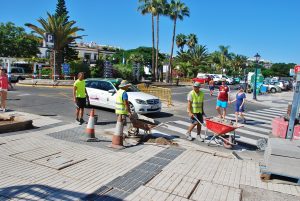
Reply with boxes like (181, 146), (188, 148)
(112, 80), (132, 148)
(186, 82), (206, 141)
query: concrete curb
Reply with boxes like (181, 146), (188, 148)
(0, 116), (33, 134)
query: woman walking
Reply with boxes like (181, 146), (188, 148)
(0, 67), (8, 112)
(230, 86), (246, 124)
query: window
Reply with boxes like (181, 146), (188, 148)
(11, 68), (20, 73)
(86, 81), (99, 89)
(98, 81), (114, 91)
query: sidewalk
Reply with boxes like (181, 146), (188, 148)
(0, 111), (299, 200)
(245, 91), (293, 108)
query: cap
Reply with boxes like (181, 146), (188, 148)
(193, 82), (201, 87)
(119, 80), (132, 88)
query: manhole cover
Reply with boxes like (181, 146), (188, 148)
(34, 154), (86, 170)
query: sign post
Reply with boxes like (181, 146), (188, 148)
(44, 33), (55, 80)
(286, 65), (300, 139)
(38, 64), (42, 79)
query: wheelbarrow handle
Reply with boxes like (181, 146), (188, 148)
(193, 115), (206, 127)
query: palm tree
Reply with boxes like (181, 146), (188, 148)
(167, 0), (190, 82)
(138, 0), (156, 81)
(25, 13), (83, 76)
(176, 33), (187, 52)
(186, 33), (198, 49)
(218, 45), (230, 74)
(231, 54), (248, 75)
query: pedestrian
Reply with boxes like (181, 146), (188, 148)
(0, 66), (9, 112)
(209, 79), (215, 96)
(230, 86), (246, 124)
(114, 80), (132, 145)
(216, 79), (230, 119)
(186, 82), (206, 141)
(73, 72), (88, 125)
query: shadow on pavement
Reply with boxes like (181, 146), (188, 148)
(0, 184), (124, 201)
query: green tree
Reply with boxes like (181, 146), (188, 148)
(187, 45), (209, 77)
(55, 0), (79, 63)
(186, 33), (198, 49)
(218, 45), (230, 73)
(138, 0), (156, 81)
(25, 13), (84, 75)
(230, 54), (248, 76)
(0, 22), (40, 58)
(167, 0), (190, 82)
(176, 33), (187, 52)
(270, 63), (295, 77)
(154, 0), (168, 81)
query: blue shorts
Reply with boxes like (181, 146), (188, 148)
(235, 105), (245, 113)
(209, 86), (215, 91)
(216, 100), (228, 108)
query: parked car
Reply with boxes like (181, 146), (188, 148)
(85, 78), (161, 114)
(10, 67), (27, 82)
(271, 81), (287, 91)
(263, 82), (282, 93)
(192, 74), (211, 84)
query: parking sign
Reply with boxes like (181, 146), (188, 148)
(45, 33), (54, 48)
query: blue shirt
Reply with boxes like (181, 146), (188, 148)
(122, 91), (128, 100)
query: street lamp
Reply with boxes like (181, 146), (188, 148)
(243, 63), (248, 91)
(253, 53), (261, 100)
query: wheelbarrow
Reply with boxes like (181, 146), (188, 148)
(193, 116), (242, 148)
(127, 113), (167, 137)
(203, 117), (242, 148)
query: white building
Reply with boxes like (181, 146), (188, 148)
(38, 41), (120, 64)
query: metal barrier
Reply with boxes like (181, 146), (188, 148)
(137, 83), (173, 106)
(179, 78), (193, 83)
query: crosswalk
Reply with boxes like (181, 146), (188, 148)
(151, 107), (286, 148)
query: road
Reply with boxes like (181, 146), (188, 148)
(6, 84), (286, 150)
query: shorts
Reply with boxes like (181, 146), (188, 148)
(76, 97), (86, 109)
(209, 86), (215, 91)
(216, 100), (228, 108)
(190, 113), (204, 124)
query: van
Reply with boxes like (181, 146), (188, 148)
(10, 67), (27, 82)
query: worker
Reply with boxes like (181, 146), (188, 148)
(186, 82), (206, 141)
(113, 80), (132, 147)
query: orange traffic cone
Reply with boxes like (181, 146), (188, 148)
(85, 109), (98, 142)
(110, 119), (124, 149)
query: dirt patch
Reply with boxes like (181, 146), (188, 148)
(143, 135), (178, 146)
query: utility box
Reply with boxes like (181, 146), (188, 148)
(264, 138), (300, 179)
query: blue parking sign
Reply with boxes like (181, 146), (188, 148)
(62, 63), (70, 75)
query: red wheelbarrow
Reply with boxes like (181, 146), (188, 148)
(202, 117), (242, 148)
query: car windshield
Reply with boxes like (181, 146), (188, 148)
(115, 84), (140, 92)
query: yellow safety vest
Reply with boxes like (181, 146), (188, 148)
(115, 89), (128, 115)
(190, 90), (204, 113)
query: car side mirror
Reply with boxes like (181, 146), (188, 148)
(108, 89), (116, 94)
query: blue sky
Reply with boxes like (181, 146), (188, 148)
(1, 0), (299, 63)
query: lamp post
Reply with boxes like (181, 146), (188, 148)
(253, 53), (261, 100)
(243, 63), (248, 91)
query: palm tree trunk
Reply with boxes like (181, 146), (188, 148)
(168, 18), (177, 83)
(151, 14), (156, 81)
(156, 15), (159, 82)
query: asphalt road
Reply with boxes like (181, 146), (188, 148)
(6, 85), (267, 126)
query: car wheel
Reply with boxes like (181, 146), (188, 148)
(129, 102), (136, 113)
(270, 88), (276, 93)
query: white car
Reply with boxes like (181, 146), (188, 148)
(85, 79), (161, 114)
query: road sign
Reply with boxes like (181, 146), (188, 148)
(45, 33), (54, 48)
(38, 64), (43, 70)
(294, 65), (300, 74)
(62, 63), (70, 75)
(104, 61), (113, 78)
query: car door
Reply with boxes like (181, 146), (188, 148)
(98, 81), (117, 109)
(86, 80), (102, 106)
